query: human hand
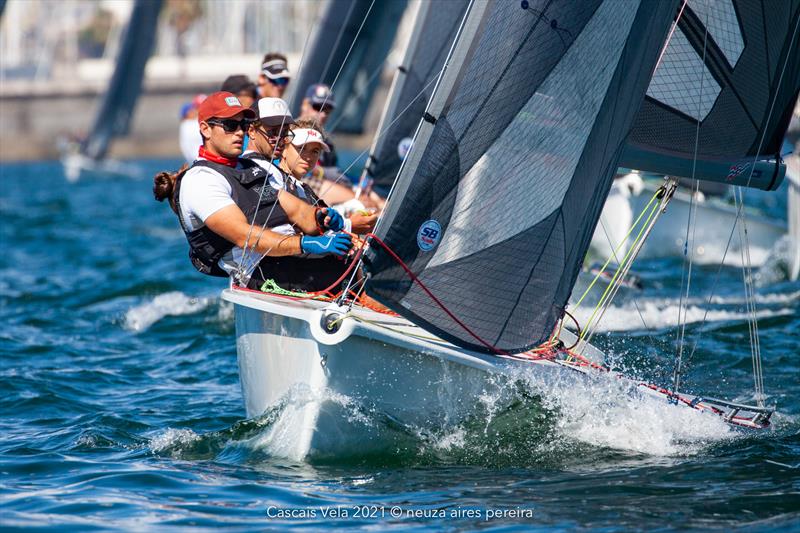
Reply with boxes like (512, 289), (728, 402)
(316, 207), (345, 232)
(300, 233), (352, 256)
(348, 210), (378, 234)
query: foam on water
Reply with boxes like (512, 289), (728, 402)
(573, 300), (794, 332)
(511, 367), (734, 456)
(149, 428), (201, 454)
(123, 292), (214, 332)
(181, 364), (742, 466)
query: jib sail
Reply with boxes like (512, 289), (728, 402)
(365, 0), (677, 353)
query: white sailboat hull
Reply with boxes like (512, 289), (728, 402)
(223, 288), (607, 459)
(222, 287), (770, 460)
(591, 181), (786, 265)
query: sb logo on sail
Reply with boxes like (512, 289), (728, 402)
(417, 220), (442, 252)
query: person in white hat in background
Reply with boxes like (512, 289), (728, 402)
(280, 117), (378, 234)
(257, 53), (291, 99)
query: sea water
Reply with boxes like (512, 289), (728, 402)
(1, 159), (799, 530)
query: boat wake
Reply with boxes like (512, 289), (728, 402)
(571, 290), (799, 333)
(123, 291), (220, 332)
(147, 367), (775, 467)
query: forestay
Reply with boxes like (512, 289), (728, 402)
(365, 0), (678, 353)
(362, 0), (471, 190)
(621, 0), (800, 190)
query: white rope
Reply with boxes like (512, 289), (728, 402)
(681, 12), (800, 375)
(235, 8), (321, 283)
(672, 4), (708, 395)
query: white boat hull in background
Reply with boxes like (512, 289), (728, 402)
(221, 288), (771, 460)
(591, 178), (786, 266)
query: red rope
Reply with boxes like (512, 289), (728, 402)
(364, 233), (509, 355)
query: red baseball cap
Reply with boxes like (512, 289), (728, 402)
(197, 91), (256, 123)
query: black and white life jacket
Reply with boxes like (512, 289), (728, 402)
(173, 158), (290, 277)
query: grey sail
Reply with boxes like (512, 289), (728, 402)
(621, 0), (800, 191)
(81, 0), (162, 161)
(362, 0), (470, 190)
(288, 0), (407, 134)
(365, 0), (678, 353)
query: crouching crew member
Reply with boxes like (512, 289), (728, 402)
(153, 91), (352, 292)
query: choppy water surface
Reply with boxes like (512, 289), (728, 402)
(1, 160), (799, 530)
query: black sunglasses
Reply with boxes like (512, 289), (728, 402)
(207, 118), (251, 133)
(268, 77), (290, 86)
(311, 102), (334, 114)
(262, 127), (295, 142)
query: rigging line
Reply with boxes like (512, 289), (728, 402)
(581, 197), (661, 338)
(654, 0), (689, 72)
(680, 11), (800, 373)
(736, 186), (765, 405)
(316, 59), (445, 203)
(597, 217), (650, 332)
(673, 6), (709, 395)
(580, 197), (661, 344)
(319, 0), (359, 85)
(239, 1), (373, 278)
(583, 182), (677, 348)
(736, 190), (759, 400)
(573, 188), (661, 310)
(325, 56), (388, 133)
(326, 68), (453, 304)
(370, 0), (474, 241)
(307, 0), (375, 136)
(279, 0), (376, 201)
(251, 60), (448, 289)
(339, 0), (476, 306)
(236, 9), (321, 282)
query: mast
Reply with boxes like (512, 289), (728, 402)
(80, 0), (162, 161)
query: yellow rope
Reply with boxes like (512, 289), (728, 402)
(579, 194), (662, 344)
(573, 188), (662, 311)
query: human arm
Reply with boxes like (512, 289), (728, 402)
(277, 189), (344, 233)
(205, 204), (303, 256)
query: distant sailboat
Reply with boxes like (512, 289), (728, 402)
(286, 0), (408, 134)
(591, 0), (799, 268)
(62, 0), (162, 181)
(221, 0), (795, 459)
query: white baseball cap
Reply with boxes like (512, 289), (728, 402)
(261, 58), (291, 80)
(291, 128), (330, 152)
(256, 97), (295, 127)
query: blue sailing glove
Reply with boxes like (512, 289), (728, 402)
(316, 207), (345, 232)
(300, 233), (352, 256)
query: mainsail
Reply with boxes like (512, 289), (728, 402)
(362, 0), (471, 190)
(365, 0), (678, 353)
(80, 0), (162, 161)
(287, 0), (408, 134)
(621, 0), (800, 191)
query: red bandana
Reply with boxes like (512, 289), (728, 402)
(198, 146), (238, 167)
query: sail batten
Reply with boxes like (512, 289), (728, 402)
(366, 0), (678, 353)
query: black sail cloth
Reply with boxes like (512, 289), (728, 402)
(365, 0), (679, 354)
